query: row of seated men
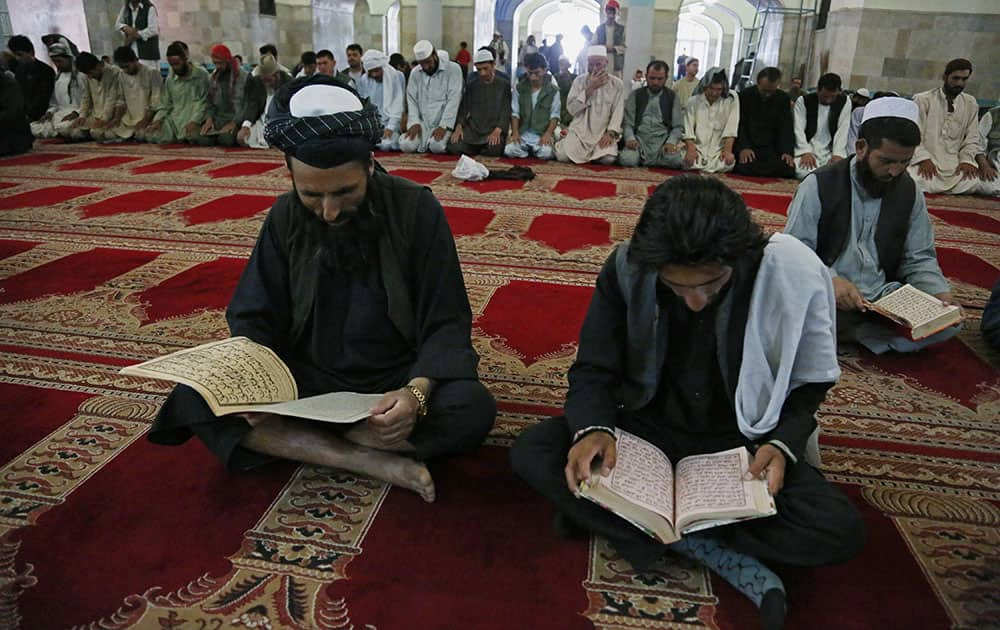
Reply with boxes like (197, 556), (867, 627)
(4, 33), (999, 198)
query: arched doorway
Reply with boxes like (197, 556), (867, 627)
(511, 0), (600, 75)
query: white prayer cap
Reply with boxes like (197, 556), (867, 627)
(473, 48), (495, 64)
(586, 45), (608, 59)
(362, 49), (388, 71)
(861, 96), (919, 125)
(289, 84), (363, 118)
(438, 49), (449, 63)
(856, 88), (871, 98)
(413, 40), (435, 61)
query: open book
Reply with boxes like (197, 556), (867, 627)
(577, 429), (776, 544)
(866, 284), (962, 341)
(120, 337), (383, 423)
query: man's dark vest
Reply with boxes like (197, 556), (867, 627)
(814, 156), (915, 282)
(270, 169), (423, 348)
(634, 88), (676, 131)
(517, 76), (558, 136)
(123, 1), (160, 61)
(804, 92), (846, 143)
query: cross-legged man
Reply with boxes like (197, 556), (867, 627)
(785, 97), (961, 354)
(148, 75), (496, 502)
(512, 175), (865, 630)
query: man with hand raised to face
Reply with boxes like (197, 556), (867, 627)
(512, 175), (865, 630)
(785, 97), (962, 354)
(147, 75), (496, 503)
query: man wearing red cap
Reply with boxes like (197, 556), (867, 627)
(592, 0), (626, 78)
(197, 44), (251, 146)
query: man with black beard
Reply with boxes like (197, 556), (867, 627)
(785, 97), (961, 354)
(619, 60), (684, 168)
(148, 76), (496, 502)
(734, 67), (796, 179)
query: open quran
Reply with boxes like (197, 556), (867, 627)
(577, 429), (777, 544)
(866, 284), (962, 341)
(120, 337), (383, 423)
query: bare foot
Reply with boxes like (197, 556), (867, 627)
(352, 448), (436, 503)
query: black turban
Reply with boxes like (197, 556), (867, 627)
(264, 74), (383, 166)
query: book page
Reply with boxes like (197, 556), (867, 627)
(674, 447), (753, 523)
(602, 429), (675, 524)
(872, 284), (958, 328)
(120, 337), (297, 414)
(257, 392), (385, 424)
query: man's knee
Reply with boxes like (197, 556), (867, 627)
(194, 133), (216, 147)
(447, 141), (469, 155)
(554, 144), (570, 162)
(217, 131), (237, 147)
(428, 138), (449, 154)
(510, 416), (570, 487)
(504, 143), (526, 158)
(399, 137), (421, 153)
(429, 379), (496, 453)
(618, 149), (640, 167)
(482, 142), (505, 158)
(596, 154), (617, 165)
(535, 144), (554, 160)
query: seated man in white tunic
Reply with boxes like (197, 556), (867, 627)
(682, 67), (739, 173)
(785, 97), (962, 354)
(399, 40), (464, 154)
(793, 73), (851, 180)
(554, 46), (625, 165)
(909, 59), (995, 196)
(356, 49), (406, 152)
(30, 43), (86, 139)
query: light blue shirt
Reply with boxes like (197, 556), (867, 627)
(784, 157), (950, 300)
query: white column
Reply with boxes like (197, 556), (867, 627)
(623, 0), (655, 79)
(416, 0), (443, 49)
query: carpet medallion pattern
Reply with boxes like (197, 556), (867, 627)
(0, 143), (997, 629)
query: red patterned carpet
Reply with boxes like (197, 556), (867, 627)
(0, 142), (997, 629)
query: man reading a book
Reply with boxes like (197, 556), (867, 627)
(148, 75), (496, 502)
(512, 176), (865, 630)
(785, 96), (961, 354)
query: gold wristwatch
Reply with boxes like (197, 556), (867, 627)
(406, 384), (429, 417)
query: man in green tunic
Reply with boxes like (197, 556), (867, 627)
(146, 41), (209, 144)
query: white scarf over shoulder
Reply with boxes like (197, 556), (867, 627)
(735, 233), (841, 439)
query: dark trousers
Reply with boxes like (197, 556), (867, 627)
(150, 380), (496, 471)
(447, 139), (505, 157)
(733, 148), (796, 178)
(510, 416), (866, 570)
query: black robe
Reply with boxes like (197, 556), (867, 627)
(0, 71), (33, 156)
(733, 85), (796, 178)
(148, 172), (489, 467)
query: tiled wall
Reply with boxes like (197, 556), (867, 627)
(80, 0), (312, 64)
(651, 9), (678, 69)
(814, 8), (1000, 98)
(440, 5), (472, 58)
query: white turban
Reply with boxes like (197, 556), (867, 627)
(414, 40), (434, 61)
(473, 49), (494, 64)
(861, 96), (919, 125)
(586, 45), (608, 59)
(362, 49), (388, 71)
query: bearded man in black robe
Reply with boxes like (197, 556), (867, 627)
(148, 75), (496, 502)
